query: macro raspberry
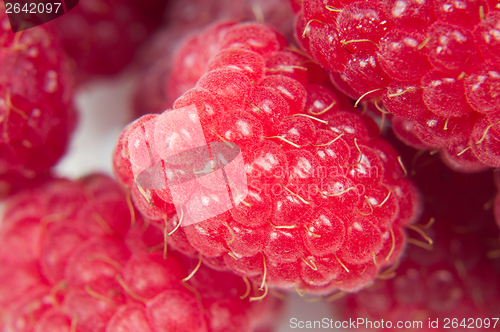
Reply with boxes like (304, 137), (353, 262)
(335, 156), (500, 329)
(0, 8), (76, 196)
(133, 0), (295, 117)
(338, 234), (500, 331)
(294, 0), (500, 172)
(114, 22), (421, 297)
(0, 174), (281, 332)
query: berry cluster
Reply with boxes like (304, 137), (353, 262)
(0, 9), (76, 195)
(336, 154), (500, 330)
(114, 22), (422, 296)
(0, 174), (281, 332)
(4, 0), (500, 328)
(294, 0), (500, 172)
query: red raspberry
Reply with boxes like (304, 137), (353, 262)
(0, 174), (281, 332)
(47, 0), (160, 80)
(339, 242), (500, 330)
(133, 0), (295, 116)
(0, 8), (76, 196)
(114, 22), (421, 296)
(335, 156), (500, 329)
(378, 30), (432, 82)
(294, 0), (500, 171)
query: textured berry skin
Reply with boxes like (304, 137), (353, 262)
(114, 22), (421, 296)
(133, 0), (295, 116)
(336, 155), (500, 330)
(295, 0), (500, 171)
(0, 8), (76, 196)
(0, 174), (281, 332)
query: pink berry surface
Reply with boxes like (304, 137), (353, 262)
(0, 7), (76, 196)
(133, 0), (294, 117)
(336, 150), (500, 331)
(0, 174), (282, 332)
(113, 21), (422, 297)
(295, 0), (500, 171)
(4, 0), (500, 328)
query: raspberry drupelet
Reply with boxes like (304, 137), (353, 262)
(0, 7), (76, 196)
(338, 227), (500, 331)
(294, 0), (500, 172)
(335, 156), (500, 330)
(0, 174), (282, 332)
(133, 0), (295, 117)
(113, 22), (422, 297)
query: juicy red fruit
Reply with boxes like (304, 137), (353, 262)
(336, 157), (500, 329)
(0, 175), (282, 332)
(295, 0), (500, 171)
(114, 22), (421, 297)
(0, 8), (75, 196)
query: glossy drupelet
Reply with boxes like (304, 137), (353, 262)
(133, 0), (295, 117)
(335, 152), (500, 331)
(294, 0), (500, 172)
(0, 174), (281, 332)
(114, 22), (422, 296)
(0, 8), (76, 196)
